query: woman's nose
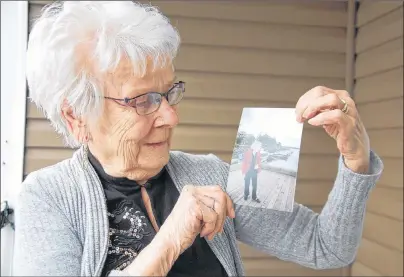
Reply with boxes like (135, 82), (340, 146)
(155, 98), (179, 127)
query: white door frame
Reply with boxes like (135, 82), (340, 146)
(1, 1), (29, 275)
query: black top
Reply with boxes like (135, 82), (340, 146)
(87, 151), (228, 277)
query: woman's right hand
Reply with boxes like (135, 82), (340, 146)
(160, 185), (236, 254)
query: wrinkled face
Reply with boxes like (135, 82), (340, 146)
(88, 59), (179, 179)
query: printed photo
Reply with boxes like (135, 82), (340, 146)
(226, 108), (304, 212)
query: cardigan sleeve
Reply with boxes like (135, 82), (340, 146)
(219, 150), (383, 269)
(13, 175), (83, 276)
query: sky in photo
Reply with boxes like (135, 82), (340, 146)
(238, 108), (304, 148)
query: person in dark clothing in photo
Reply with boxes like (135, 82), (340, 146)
(241, 141), (262, 203)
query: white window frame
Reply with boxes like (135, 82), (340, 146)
(1, 1), (29, 275)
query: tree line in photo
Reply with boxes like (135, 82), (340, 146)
(232, 132), (292, 163)
(235, 132), (282, 153)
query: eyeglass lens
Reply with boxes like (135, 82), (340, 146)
(135, 84), (184, 115)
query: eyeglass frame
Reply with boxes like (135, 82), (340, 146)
(104, 81), (185, 115)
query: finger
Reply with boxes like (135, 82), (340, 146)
(198, 200), (218, 239)
(334, 90), (357, 115)
(295, 86), (332, 122)
(195, 185), (235, 218)
(334, 89), (352, 99)
(195, 194), (225, 236)
(301, 93), (344, 120)
(307, 109), (349, 126)
(196, 190), (232, 234)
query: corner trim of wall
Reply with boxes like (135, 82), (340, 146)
(343, 3), (358, 276)
(345, 0), (357, 98)
(0, 1), (29, 276)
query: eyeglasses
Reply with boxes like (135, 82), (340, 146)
(104, 81), (185, 115)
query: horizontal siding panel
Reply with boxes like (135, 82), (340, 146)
(238, 242), (273, 259)
(309, 205), (323, 214)
(351, 261), (382, 276)
(25, 118), (338, 155)
(175, 72), (345, 102)
(30, 1), (347, 27)
(172, 16), (346, 53)
(356, 238), (403, 276)
(178, 100), (321, 130)
(368, 129), (403, 158)
(371, 185), (403, 202)
(357, 98), (403, 129)
(294, 182), (332, 206)
(24, 148), (75, 174)
(238, 242), (272, 259)
(363, 212), (403, 252)
(356, 6), (403, 53)
(176, 45), (345, 78)
(355, 67), (403, 103)
(28, 4), (346, 53)
(378, 157), (403, 188)
(355, 38), (403, 79)
(146, 1), (347, 27)
(356, 1), (403, 27)
(179, 99), (290, 127)
(243, 259), (341, 276)
(367, 187), (403, 221)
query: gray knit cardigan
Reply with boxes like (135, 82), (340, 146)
(13, 146), (383, 276)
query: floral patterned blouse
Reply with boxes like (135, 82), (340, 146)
(87, 151), (227, 277)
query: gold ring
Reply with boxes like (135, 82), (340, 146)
(340, 98), (349, 114)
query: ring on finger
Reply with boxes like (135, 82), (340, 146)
(340, 98), (349, 114)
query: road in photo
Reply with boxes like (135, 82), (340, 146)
(227, 147), (299, 212)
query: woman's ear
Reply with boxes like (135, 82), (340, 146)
(61, 101), (76, 133)
(61, 100), (89, 142)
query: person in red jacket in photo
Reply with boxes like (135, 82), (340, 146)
(241, 141), (262, 203)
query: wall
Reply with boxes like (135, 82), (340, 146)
(26, 1), (349, 275)
(1, 2), (28, 276)
(351, 1), (403, 276)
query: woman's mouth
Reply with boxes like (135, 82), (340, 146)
(145, 141), (167, 148)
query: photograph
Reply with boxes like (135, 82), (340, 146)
(226, 108), (304, 212)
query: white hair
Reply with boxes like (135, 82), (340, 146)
(26, 1), (181, 147)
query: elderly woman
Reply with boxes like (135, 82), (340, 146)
(14, 1), (383, 276)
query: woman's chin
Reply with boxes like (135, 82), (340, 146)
(142, 146), (171, 167)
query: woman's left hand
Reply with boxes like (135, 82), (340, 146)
(295, 86), (370, 173)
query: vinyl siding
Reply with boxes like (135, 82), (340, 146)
(351, 1), (404, 276)
(25, 1), (348, 275)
